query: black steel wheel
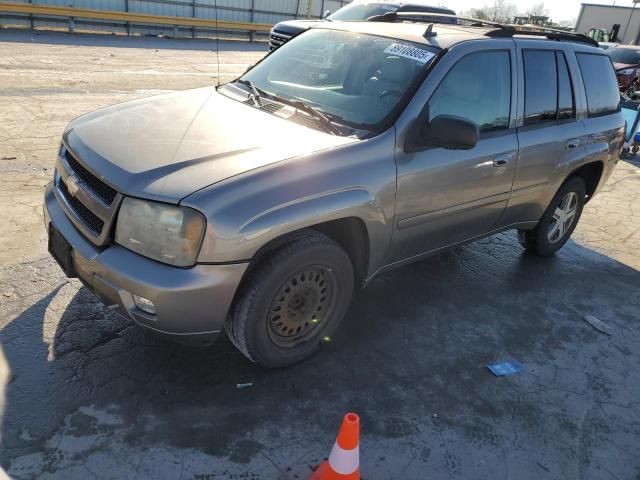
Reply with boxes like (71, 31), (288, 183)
(267, 266), (335, 348)
(226, 230), (354, 368)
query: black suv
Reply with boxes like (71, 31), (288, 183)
(269, 1), (456, 50)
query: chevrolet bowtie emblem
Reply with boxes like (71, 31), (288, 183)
(65, 175), (81, 198)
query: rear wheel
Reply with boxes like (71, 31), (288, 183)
(518, 177), (586, 256)
(225, 230), (354, 367)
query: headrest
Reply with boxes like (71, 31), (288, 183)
(380, 56), (413, 84)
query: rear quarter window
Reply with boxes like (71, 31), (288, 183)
(576, 53), (620, 117)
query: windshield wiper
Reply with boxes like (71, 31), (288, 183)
(287, 99), (341, 135)
(236, 79), (262, 107)
(234, 80), (340, 135)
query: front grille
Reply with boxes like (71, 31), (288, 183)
(58, 177), (105, 235)
(269, 32), (291, 49)
(64, 149), (117, 205)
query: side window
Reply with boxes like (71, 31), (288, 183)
(428, 51), (511, 133)
(523, 50), (576, 125)
(523, 50), (557, 125)
(557, 52), (576, 120)
(576, 53), (621, 117)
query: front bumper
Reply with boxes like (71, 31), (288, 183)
(44, 183), (248, 345)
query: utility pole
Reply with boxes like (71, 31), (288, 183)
(307, 0), (312, 19)
(623, 0), (639, 43)
(249, 0), (255, 42)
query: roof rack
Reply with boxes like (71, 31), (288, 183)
(366, 11), (599, 47)
(486, 25), (598, 47)
(367, 11), (512, 30)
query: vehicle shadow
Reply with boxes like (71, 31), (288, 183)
(621, 154), (640, 167)
(2, 232), (640, 477)
(0, 28), (270, 52)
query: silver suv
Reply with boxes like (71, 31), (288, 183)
(44, 16), (624, 367)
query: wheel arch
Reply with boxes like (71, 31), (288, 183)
(243, 217), (371, 288)
(565, 160), (604, 202)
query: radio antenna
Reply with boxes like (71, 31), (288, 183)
(214, 0), (220, 86)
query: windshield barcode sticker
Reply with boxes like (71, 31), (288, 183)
(384, 44), (435, 64)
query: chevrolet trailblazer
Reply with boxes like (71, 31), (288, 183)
(45, 15), (624, 367)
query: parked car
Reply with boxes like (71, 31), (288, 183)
(607, 45), (640, 95)
(621, 97), (640, 154)
(599, 42), (618, 50)
(269, 1), (456, 50)
(45, 16), (624, 367)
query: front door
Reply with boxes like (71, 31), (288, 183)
(392, 45), (518, 263)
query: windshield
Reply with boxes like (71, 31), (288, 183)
(608, 47), (640, 65)
(328, 2), (399, 21)
(233, 29), (438, 132)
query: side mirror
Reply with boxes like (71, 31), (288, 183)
(407, 115), (479, 152)
(323, 9), (332, 19)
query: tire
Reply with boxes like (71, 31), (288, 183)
(518, 176), (586, 256)
(626, 79), (640, 99)
(225, 230), (354, 368)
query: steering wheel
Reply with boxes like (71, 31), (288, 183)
(378, 89), (403, 104)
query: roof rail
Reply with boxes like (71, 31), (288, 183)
(367, 11), (599, 47)
(486, 26), (599, 47)
(367, 11), (513, 30)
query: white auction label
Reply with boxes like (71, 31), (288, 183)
(384, 44), (435, 64)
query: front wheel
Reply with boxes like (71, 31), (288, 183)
(225, 230), (354, 368)
(518, 177), (586, 256)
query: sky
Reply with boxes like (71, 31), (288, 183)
(433, 0), (640, 24)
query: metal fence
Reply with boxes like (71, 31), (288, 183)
(0, 0), (352, 41)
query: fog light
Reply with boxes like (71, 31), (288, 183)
(133, 294), (156, 315)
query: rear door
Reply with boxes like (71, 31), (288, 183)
(574, 51), (625, 188)
(502, 41), (587, 224)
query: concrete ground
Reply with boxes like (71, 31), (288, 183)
(1, 29), (640, 480)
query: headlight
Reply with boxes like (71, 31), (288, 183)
(618, 68), (636, 76)
(115, 197), (206, 267)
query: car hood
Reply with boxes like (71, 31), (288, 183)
(64, 87), (355, 203)
(272, 20), (324, 36)
(614, 62), (638, 72)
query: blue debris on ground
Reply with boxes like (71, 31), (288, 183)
(583, 314), (614, 336)
(487, 361), (524, 377)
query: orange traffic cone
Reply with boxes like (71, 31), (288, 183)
(311, 413), (360, 480)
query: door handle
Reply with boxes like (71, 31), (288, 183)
(493, 153), (513, 167)
(565, 139), (580, 150)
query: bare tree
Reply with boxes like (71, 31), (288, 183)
(526, 2), (549, 18)
(465, 0), (517, 24)
(557, 18), (576, 29)
(466, 7), (488, 20)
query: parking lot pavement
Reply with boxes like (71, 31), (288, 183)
(1, 29), (640, 480)
(0, 29), (267, 265)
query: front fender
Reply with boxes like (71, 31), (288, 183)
(241, 186), (384, 231)
(236, 186), (386, 261)
(181, 129), (397, 276)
